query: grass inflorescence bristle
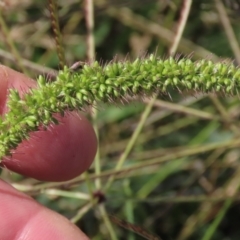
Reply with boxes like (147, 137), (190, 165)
(0, 55), (240, 160)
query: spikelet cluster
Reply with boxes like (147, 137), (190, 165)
(0, 55), (240, 160)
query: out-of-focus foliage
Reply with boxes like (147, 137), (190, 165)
(1, 0), (240, 239)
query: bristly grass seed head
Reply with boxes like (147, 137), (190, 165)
(0, 55), (240, 160)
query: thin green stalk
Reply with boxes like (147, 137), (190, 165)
(70, 202), (92, 223)
(98, 205), (118, 240)
(104, 95), (157, 190)
(41, 188), (90, 200)
(1, 56), (240, 160)
(201, 199), (232, 240)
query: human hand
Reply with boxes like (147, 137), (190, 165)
(0, 65), (97, 240)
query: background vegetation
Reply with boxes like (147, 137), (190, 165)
(1, 0), (240, 239)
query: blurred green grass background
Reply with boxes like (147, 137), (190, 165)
(1, 0), (240, 239)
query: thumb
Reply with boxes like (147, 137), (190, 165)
(0, 65), (97, 181)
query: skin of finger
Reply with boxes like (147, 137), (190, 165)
(0, 65), (36, 115)
(0, 65), (97, 181)
(0, 180), (89, 240)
